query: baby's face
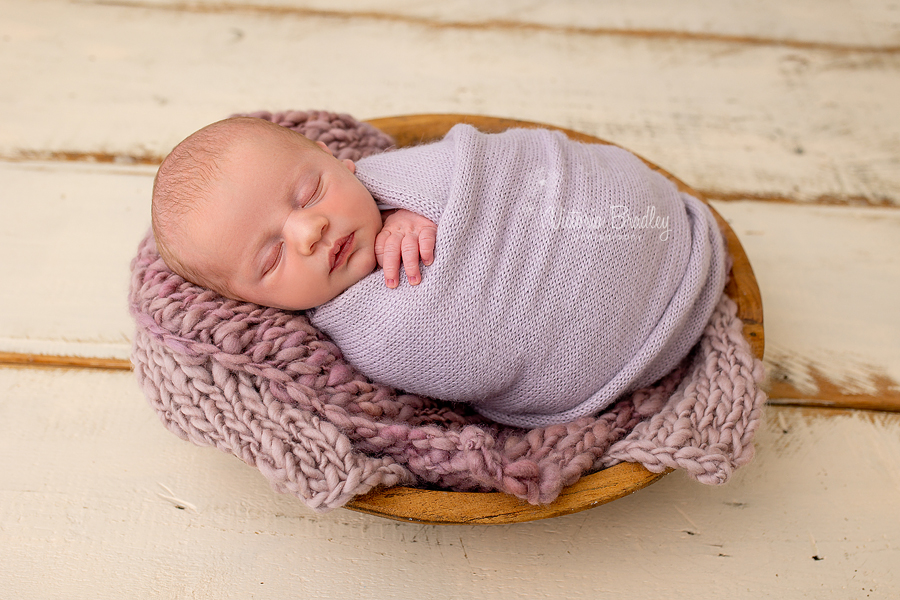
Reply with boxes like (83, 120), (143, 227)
(179, 129), (382, 310)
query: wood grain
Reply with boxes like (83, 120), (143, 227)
(347, 463), (669, 525)
(3, 1), (898, 205)
(94, 0), (900, 50)
(0, 352), (131, 371)
(710, 200), (900, 411)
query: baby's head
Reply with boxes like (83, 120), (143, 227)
(152, 117), (383, 310)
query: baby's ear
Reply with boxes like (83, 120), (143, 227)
(341, 158), (357, 174)
(315, 140), (333, 155)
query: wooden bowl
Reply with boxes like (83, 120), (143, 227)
(343, 114), (764, 525)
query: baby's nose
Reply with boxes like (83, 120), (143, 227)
(288, 213), (328, 255)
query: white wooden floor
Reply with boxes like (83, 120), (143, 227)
(1, 1), (898, 598)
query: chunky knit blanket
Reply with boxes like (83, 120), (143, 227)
(311, 124), (727, 428)
(130, 110), (766, 512)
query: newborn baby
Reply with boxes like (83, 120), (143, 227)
(153, 116), (727, 428)
(152, 117), (436, 311)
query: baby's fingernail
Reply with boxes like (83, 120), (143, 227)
(409, 275), (419, 284)
(387, 278), (395, 287)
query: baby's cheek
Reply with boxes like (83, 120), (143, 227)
(358, 250), (378, 278)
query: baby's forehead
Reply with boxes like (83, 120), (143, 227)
(162, 119), (324, 226)
(222, 118), (318, 151)
(169, 119), (299, 174)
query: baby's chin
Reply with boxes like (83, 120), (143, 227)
(348, 253), (379, 285)
(311, 262), (379, 307)
(301, 271), (379, 311)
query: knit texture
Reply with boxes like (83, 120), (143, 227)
(230, 109), (395, 160)
(130, 111), (766, 512)
(311, 125), (727, 428)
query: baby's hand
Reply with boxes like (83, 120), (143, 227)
(374, 209), (437, 288)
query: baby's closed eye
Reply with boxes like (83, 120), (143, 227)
(298, 177), (322, 209)
(262, 242), (284, 276)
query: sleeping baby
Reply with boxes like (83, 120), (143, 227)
(152, 116), (727, 428)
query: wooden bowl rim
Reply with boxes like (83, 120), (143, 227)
(343, 114), (764, 525)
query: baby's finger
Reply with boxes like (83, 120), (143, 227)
(400, 235), (422, 285)
(374, 229), (387, 263)
(376, 231), (402, 288)
(418, 226), (437, 266)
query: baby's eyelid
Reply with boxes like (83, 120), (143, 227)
(262, 242), (283, 276)
(301, 176), (322, 208)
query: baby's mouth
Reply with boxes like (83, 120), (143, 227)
(329, 233), (354, 273)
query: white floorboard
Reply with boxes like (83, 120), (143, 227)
(1, 0), (898, 204)
(1, 366), (898, 599)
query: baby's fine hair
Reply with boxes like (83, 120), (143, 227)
(151, 117), (317, 295)
(151, 120), (235, 290)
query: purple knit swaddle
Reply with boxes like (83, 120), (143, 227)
(129, 111), (766, 512)
(311, 125), (727, 428)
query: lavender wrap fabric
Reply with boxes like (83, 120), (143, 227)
(310, 125), (727, 428)
(129, 110), (766, 512)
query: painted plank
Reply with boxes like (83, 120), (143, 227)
(1, 0), (898, 205)
(711, 200), (900, 410)
(100, 0), (900, 49)
(0, 161), (153, 361)
(1, 366), (898, 598)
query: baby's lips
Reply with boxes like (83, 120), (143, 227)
(329, 233), (354, 272)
